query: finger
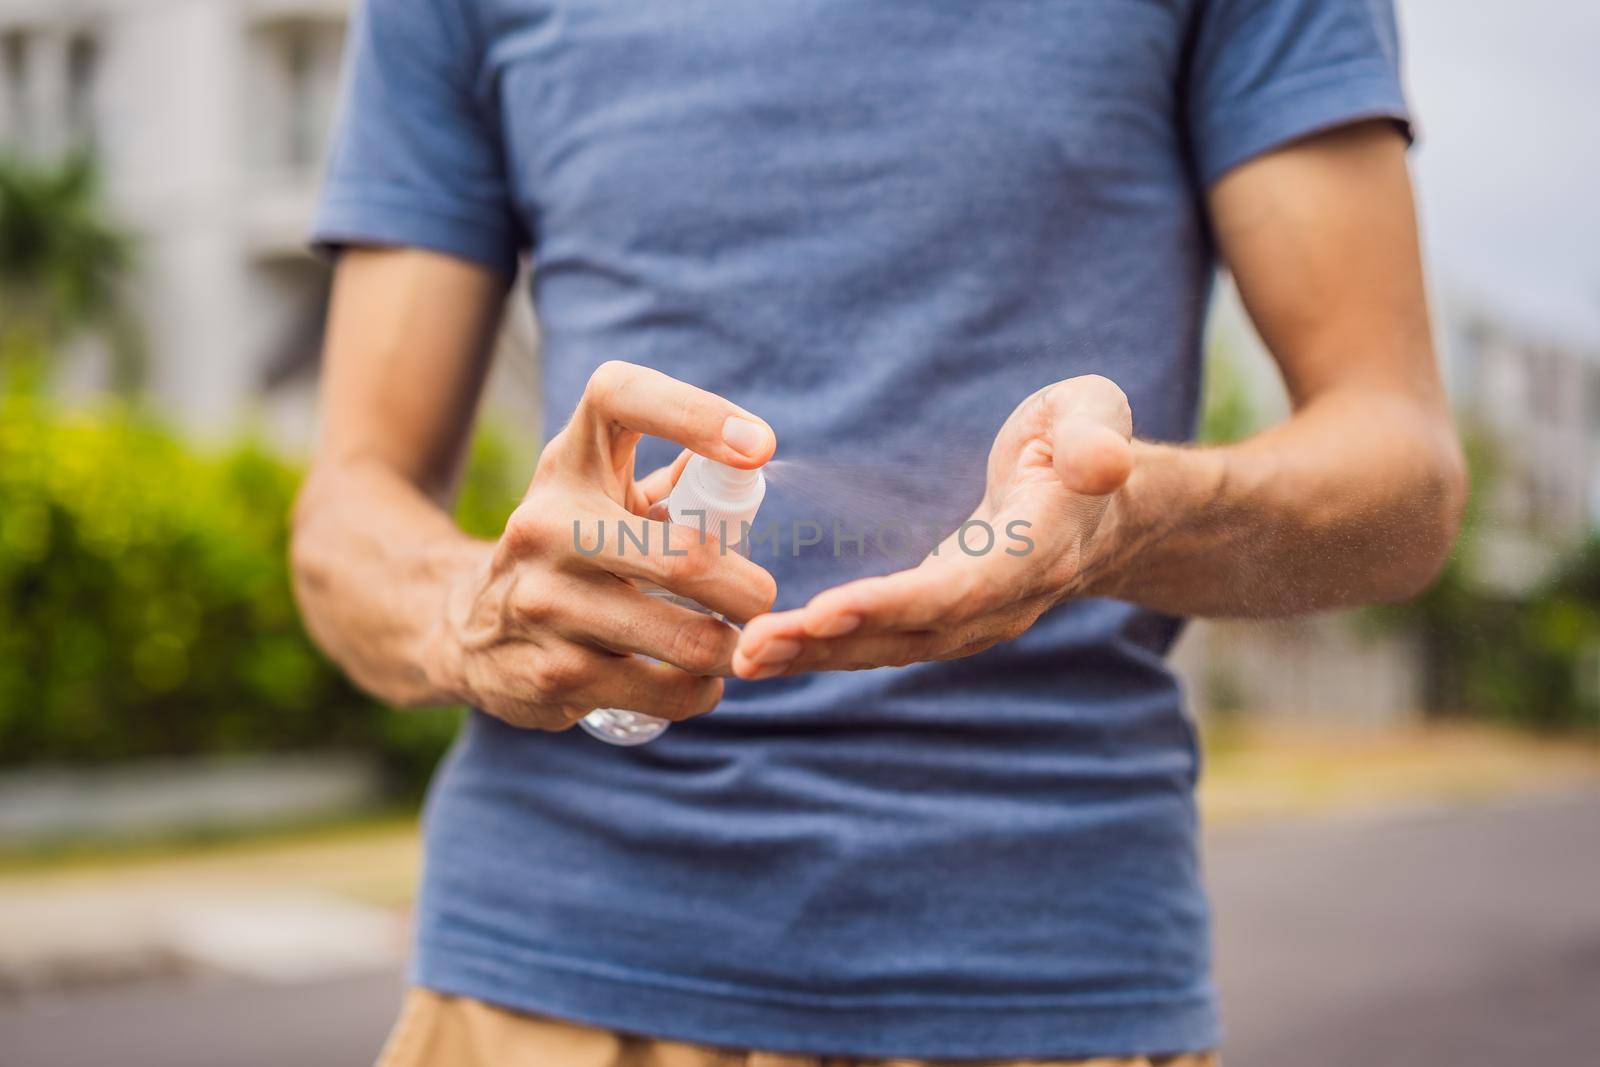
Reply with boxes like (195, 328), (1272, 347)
(806, 521), (1052, 638)
(576, 655), (726, 722)
(733, 627), (946, 679)
(740, 592), (1054, 678)
(731, 608), (813, 673)
(795, 549), (1000, 637)
(572, 500), (778, 623)
(802, 565), (969, 637)
(1045, 375), (1133, 496)
(629, 449), (693, 515)
(575, 361), (775, 470)
(737, 608), (811, 649)
(555, 574), (740, 675)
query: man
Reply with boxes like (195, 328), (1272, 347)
(293, 0), (1464, 1063)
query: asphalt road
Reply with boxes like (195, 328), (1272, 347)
(4, 795), (1598, 1067)
(1209, 794), (1600, 1066)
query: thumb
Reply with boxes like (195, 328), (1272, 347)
(1047, 375), (1133, 496)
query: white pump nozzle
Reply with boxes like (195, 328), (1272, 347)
(667, 455), (766, 548)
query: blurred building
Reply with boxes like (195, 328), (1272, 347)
(1, 0), (349, 437)
(1449, 314), (1600, 591)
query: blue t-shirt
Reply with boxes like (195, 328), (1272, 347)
(314, 1), (1409, 1058)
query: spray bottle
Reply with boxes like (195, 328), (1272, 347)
(580, 455), (767, 746)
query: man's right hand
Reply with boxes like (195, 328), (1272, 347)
(425, 361), (777, 731)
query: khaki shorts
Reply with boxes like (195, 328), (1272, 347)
(376, 988), (1220, 1067)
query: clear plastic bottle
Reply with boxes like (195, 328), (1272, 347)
(580, 455), (767, 746)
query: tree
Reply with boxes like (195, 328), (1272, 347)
(0, 152), (142, 391)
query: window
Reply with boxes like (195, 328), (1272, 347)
(2, 30), (29, 145)
(248, 16), (345, 178)
(65, 31), (98, 147)
(282, 24), (316, 169)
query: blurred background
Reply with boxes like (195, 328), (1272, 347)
(1, 2), (1598, 1065)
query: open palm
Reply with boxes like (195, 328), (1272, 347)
(734, 375), (1134, 678)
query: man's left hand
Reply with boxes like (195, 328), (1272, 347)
(733, 374), (1134, 679)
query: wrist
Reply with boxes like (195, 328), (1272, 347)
(417, 539), (495, 706)
(1078, 440), (1226, 601)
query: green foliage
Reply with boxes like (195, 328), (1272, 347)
(1197, 342), (1258, 445)
(1373, 430), (1600, 732)
(0, 153), (142, 390)
(1501, 539), (1600, 730)
(0, 390), (526, 794)
(453, 423), (527, 539)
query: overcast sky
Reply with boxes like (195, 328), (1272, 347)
(1400, 0), (1600, 346)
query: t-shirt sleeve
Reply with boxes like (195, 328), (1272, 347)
(311, 0), (526, 276)
(1187, 0), (1414, 188)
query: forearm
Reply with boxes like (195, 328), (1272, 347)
(1085, 387), (1466, 618)
(291, 460), (490, 706)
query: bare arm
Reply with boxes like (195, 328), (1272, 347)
(292, 249), (504, 705)
(1087, 121), (1466, 616)
(734, 122), (1466, 676)
(292, 248), (778, 725)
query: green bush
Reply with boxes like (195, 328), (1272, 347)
(1370, 430), (1600, 733)
(0, 388), (525, 793)
(1500, 539), (1600, 731)
(1411, 543), (1600, 734)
